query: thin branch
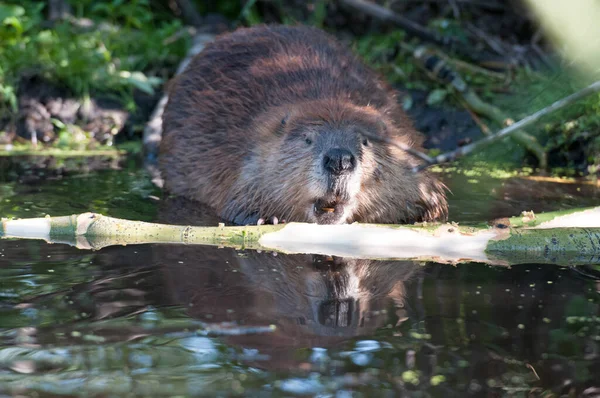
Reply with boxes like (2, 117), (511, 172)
(173, 0), (203, 27)
(379, 43), (535, 167)
(396, 0), (505, 11)
(526, 363), (541, 381)
(466, 23), (507, 56)
(416, 80), (600, 171)
(448, 0), (461, 19)
(339, 0), (467, 56)
(460, 98), (491, 135)
(406, 45), (546, 166)
(48, 0), (72, 21)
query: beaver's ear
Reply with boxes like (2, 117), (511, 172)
(376, 118), (388, 135)
(273, 111), (291, 137)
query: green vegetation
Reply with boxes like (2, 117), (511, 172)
(0, 1), (186, 106)
(354, 27), (600, 173)
(0, 0), (188, 154)
(0, 0), (598, 174)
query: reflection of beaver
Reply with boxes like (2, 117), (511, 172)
(158, 248), (419, 368)
(160, 25), (448, 225)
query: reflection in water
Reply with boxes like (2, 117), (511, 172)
(0, 179), (599, 395)
(443, 173), (600, 222)
(159, 245), (419, 368)
(1, 233), (599, 395)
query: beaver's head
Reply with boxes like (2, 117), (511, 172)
(222, 100), (448, 225)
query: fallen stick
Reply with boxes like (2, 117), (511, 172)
(339, 0), (467, 57)
(412, 46), (547, 168)
(415, 80), (600, 171)
(2, 207), (600, 266)
(174, 0), (203, 27)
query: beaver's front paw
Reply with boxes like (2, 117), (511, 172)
(230, 212), (285, 226)
(256, 216), (285, 225)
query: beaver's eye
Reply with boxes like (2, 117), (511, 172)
(305, 138), (312, 145)
(362, 137), (370, 147)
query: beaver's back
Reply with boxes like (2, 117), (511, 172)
(165, 25), (399, 133)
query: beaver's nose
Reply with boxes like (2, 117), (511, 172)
(323, 148), (356, 175)
(318, 299), (354, 327)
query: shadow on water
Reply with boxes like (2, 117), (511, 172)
(0, 170), (599, 396)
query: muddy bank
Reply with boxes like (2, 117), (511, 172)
(4, 77), (158, 146)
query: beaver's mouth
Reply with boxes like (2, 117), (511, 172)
(313, 197), (347, 224)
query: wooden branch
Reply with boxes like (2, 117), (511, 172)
(48, 0), (72, 21)
(2, 207), (600, 266)
(174, 0), (203, 27)
(339, 0), (468, 57)
(416, 80), (600, 170)
(397, 0), (505, 11)
(412, 46), (547, 167)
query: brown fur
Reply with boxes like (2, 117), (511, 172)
(160, 24), (448, 224)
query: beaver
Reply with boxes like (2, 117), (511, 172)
(160, 24), (448, 225)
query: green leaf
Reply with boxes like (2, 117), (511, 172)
(0, 84), (17, 111)
(0, 4), (24, 22)
(1, 16), (23, 41)
(426, 89), (448, 105)
(117, 71), (162, 94)
(312, 1), (327, 29)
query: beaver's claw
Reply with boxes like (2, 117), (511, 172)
(230, 212), (284, 226)
(256, 216), (283, 225)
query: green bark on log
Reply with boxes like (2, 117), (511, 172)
(2, 207), (600, 265)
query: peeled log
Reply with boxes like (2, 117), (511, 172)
(1, 207), (600, 266)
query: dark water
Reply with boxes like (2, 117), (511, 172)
(1, 169), (599, 397)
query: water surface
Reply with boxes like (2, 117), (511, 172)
(0, 169), (599, 396)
